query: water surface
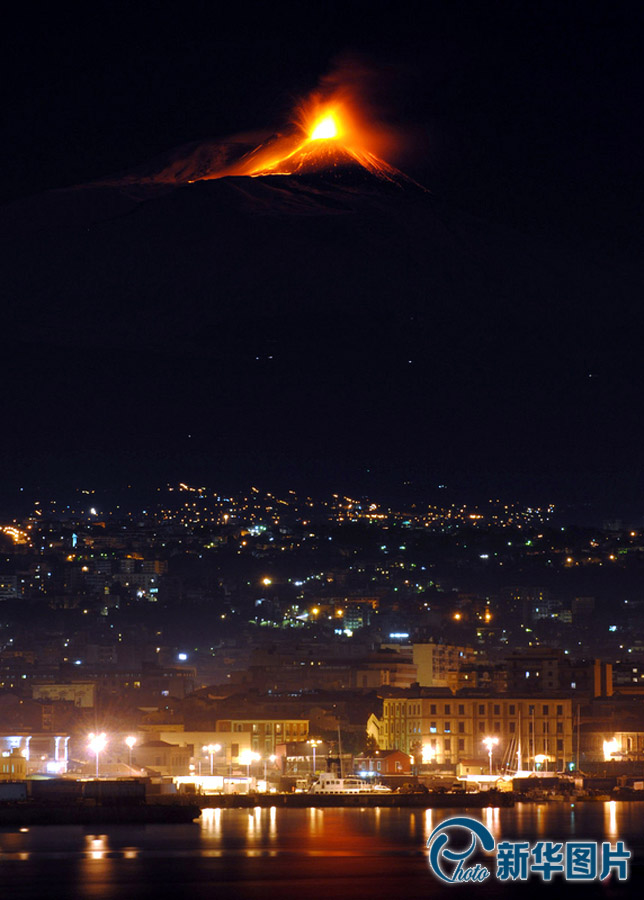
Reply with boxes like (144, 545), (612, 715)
(1, 802), (643, 899)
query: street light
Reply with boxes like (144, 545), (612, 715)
(308, 739), (322, 776)
(263, 754), (277, 789)
(422, 743), (436, 764)
(482, 736), (499, 775)
(203, 743), (222, 775)
(88, 732), (107, 778)
(240, 750), (260, 780)
(125, 735), (137, 769)
(535, 753), (548, 772)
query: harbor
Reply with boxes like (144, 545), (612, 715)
(3, 771), (644, 824)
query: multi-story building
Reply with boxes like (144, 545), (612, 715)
(215, 717), (309, 756)
(380, 689), (574, 772)
(505, 649), (563, 692)
(145, 718), (308, 764)
(143, 730), (251, 769)
(506, 650), (612, 698)
(412, 642), (475, 687)
(448, 662), (508, 693)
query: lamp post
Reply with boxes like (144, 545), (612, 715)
(482, 736), (499, 775)
(203, 743), (221, 775)
(125, 735), (136, 769)
(308, 739), (322, 777)
(88, 733), (107, 778)
(240, 751), (260, 780)
(263, 754), (277, 789)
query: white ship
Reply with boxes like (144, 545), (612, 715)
(309, 773), (391, 794)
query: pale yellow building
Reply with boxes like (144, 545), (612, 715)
(216, 718), (309, 755)
(380, 691), (574, 772)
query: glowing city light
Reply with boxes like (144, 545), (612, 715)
(483, 736), (499, 774)
(603, 738), (619, 762)
(203, 743), (222, 775)
(422, 743), (436, 764)
(88, 732), (107, 777)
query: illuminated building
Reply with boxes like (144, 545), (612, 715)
(412, 642), (475, 687)
(216, 717), (309, 755)
(380, 691), (574, 772)
(0, 733), (70, 774)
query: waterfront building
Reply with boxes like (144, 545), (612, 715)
(379, 689), (574, 772)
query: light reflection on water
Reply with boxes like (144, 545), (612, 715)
(606, 799), (619, 838)
(87, 834), (105, 860)
(0, 803), (643, 899)
(1, 804), (644, 859)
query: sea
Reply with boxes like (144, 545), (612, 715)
(1, 802), (643, 899)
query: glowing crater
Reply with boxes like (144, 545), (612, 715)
(309, 114), (339, 141)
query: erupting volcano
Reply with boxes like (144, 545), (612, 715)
(92, 70), (419, 193)
(186, 92), (417, 189)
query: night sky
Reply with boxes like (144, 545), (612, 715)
(2, 1), (643, 516)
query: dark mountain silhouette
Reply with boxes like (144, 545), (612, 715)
(0, 135), (640, 503)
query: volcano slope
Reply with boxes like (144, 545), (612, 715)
(0, 139), (638, 496)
